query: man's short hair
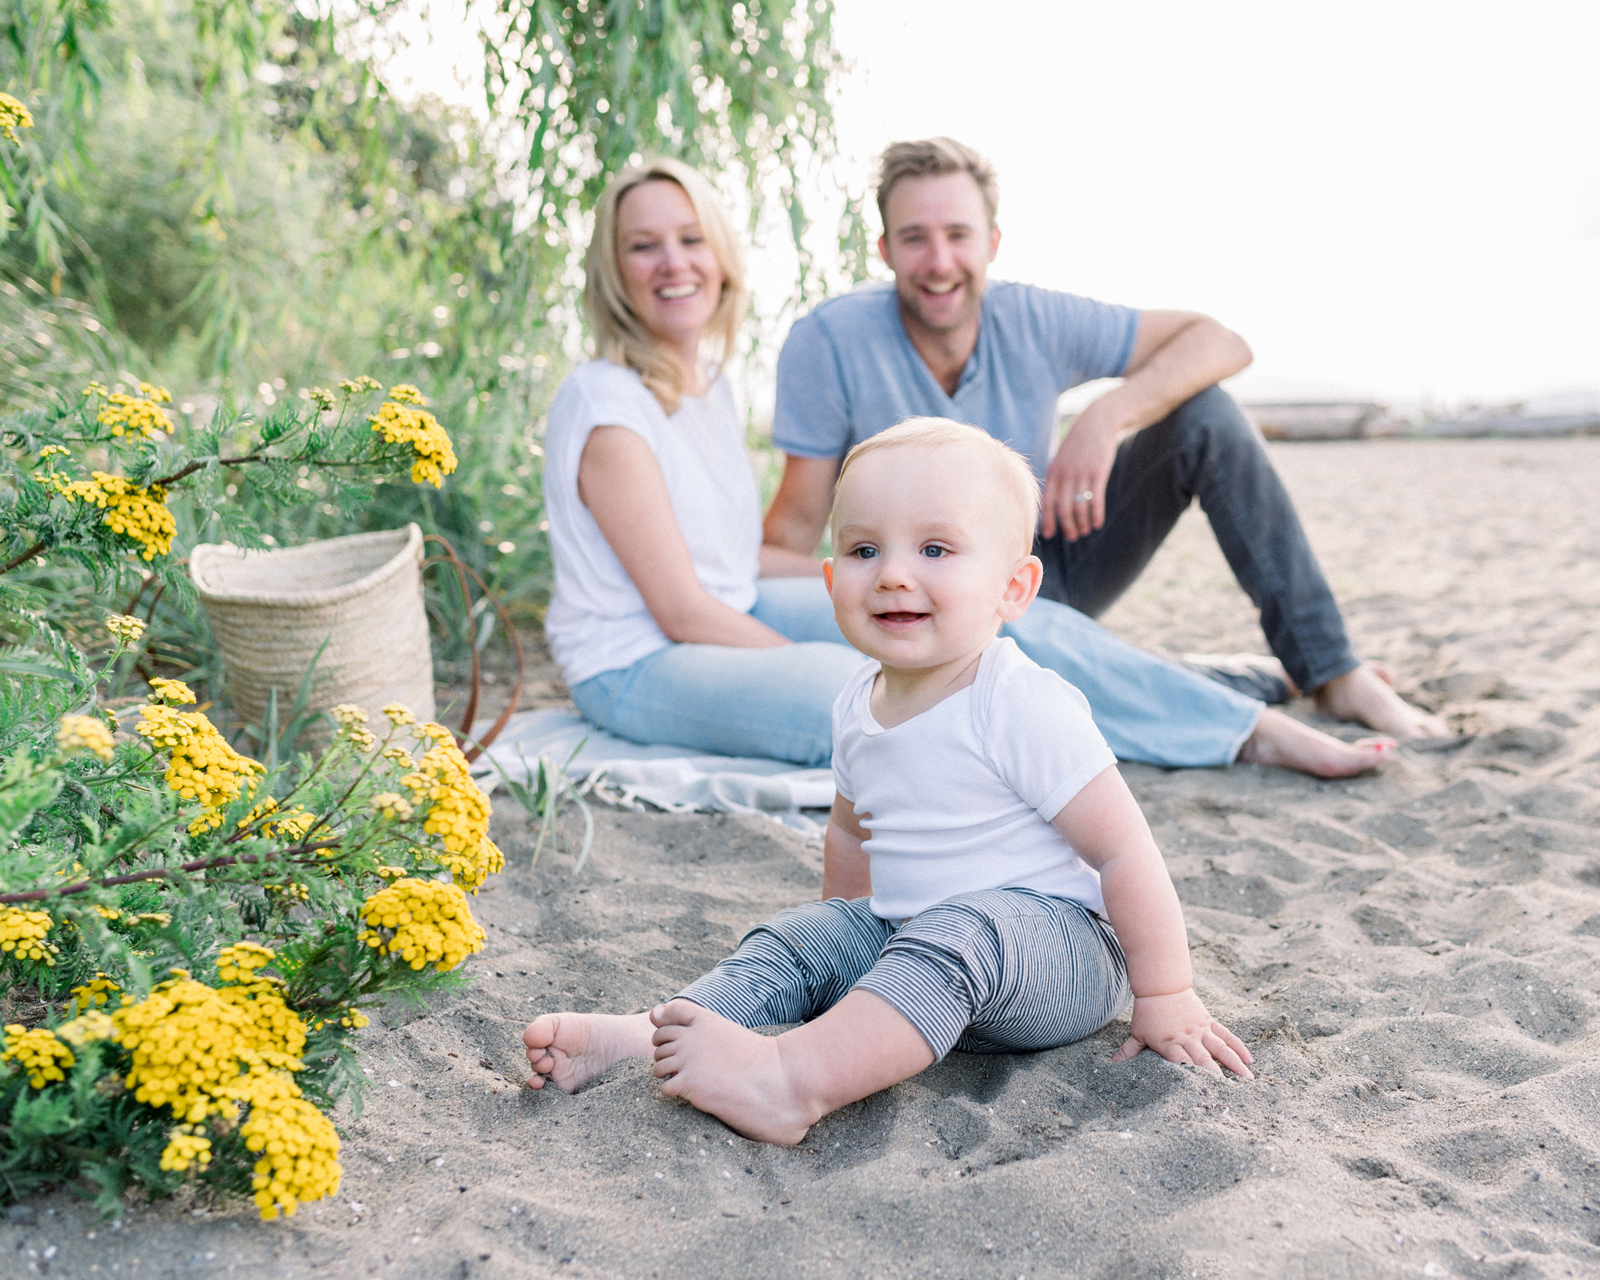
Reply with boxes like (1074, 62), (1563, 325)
(875, 138), (999, 230)
(833, 418), (1040, 558)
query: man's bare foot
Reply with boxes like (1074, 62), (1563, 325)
(523, 1011), (654, 1092)
(650, 1001), (818, 1145)
(1313, 663), (1447, 739)
(1239, 709), (1395, 778)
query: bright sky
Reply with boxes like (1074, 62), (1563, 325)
(387, 1), (1600, 410)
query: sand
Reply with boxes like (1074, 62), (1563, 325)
(5, 437), (1599, 1279)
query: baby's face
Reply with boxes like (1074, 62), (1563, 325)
(828, 444), (1037, 672)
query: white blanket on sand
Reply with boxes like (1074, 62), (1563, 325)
(470, 708), (834, 830)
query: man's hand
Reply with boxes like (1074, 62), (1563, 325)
(1040, 402), (1122, 541)
(1111, 989), (1254, 1080)
(1040, 311), (1252, 543)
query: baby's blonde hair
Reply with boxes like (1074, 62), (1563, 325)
(832, 418), (1042, 557)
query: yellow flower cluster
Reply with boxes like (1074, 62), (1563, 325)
(237, 1067), (341, 1218)
(383, 703), (417, 726)
(306, 387), (335, 412)
(0, 905), (56, 965)
(37, 470), (177, 561)
(95, 386), (175, 438)
(358, 877), (485, 971)
(1, 1025), (72, 1087)
(135, 704), (265, 834)
(106, 613), (146, 644)
(115, 976), (260, 1119)
(237, 798), (318, 841)
(98, 475), (176, 559)
(113, 961), (338, 1217)
(55, 1009), (116, 1047)
(369, 401), (458, 488)
(370, 791), (413, 821)
(71, 975), (121, 1009)
(0, 91), (32, 144)
(114, 968), (304, 1119)
(160, 1124), (213, 1173)
(57, 714), (115, 762)
(216, 941), (275, 983)
(329, 704), (376, 749)
(338, 375), (381, 395)
(401, 729), (503, 892)
(218, 978), (306, 1066)
(148, 677), (196, 704)
(388, 384), (426, 405)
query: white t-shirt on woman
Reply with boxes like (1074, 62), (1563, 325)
(543, 359), (763, 686)
(831, 637), (1118, 922)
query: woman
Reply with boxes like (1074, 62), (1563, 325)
(543, 158), (1390, 777)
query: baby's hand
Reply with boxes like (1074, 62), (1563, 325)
(1112, 989), (1254, 1080)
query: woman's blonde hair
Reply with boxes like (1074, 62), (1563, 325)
(583, 157), (749, 413)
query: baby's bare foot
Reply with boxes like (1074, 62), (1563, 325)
(650, 1001), (817, 1145)
(1313, 663), (1446, 739)
(1240, 709), (1395, 778)
(523, 1011), (654, 1092)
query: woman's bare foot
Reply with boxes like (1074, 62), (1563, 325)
(1239, 709), (1395, 778)
(650, 1001), (818, 1145)
(1312, 663), (1447, 739)
(523, 1011), (655, 1092)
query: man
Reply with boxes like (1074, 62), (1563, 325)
(765, 136), (1442, 740)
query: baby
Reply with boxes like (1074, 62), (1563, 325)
(523, 417), (1252, 1144)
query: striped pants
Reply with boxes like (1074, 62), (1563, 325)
(674, 888), (1131, 1061)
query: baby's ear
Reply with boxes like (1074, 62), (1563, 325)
(822, 559), (834, 594)
(998, 554), (1043, 622)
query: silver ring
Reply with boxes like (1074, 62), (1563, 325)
(1073, 490), (1094, 503)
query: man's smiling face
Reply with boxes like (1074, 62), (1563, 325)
(878, 171), (1001, 339)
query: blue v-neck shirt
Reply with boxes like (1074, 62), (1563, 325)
(771, 280), (1138, 480)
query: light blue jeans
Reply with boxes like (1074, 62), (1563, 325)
(568, 578), (1262, 769)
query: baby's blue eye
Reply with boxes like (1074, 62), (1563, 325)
(921, 545), (947, 558)
(852, 546), (877, 560)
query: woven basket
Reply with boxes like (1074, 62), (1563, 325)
(189, 524), (435, 736)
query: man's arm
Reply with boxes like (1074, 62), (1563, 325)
(762, 453), (841, 557)
(1041, 310), (1252, 541)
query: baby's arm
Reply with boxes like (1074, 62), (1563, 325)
(821, 794), (871, 900)
(1051, 768), (1253, 1080)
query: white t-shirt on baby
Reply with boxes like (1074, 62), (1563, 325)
(542, 359), (763, 686)
(831, 637), (1118, 922)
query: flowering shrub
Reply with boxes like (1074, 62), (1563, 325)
(2, 376), (454, 594)
(0, 689), (499, 1218)
(0, 368), (503, 1221)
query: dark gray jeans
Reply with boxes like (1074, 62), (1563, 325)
(1035, 385), (1360, 694)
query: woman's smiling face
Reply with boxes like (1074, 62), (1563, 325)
(615, 178), (725, 356)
